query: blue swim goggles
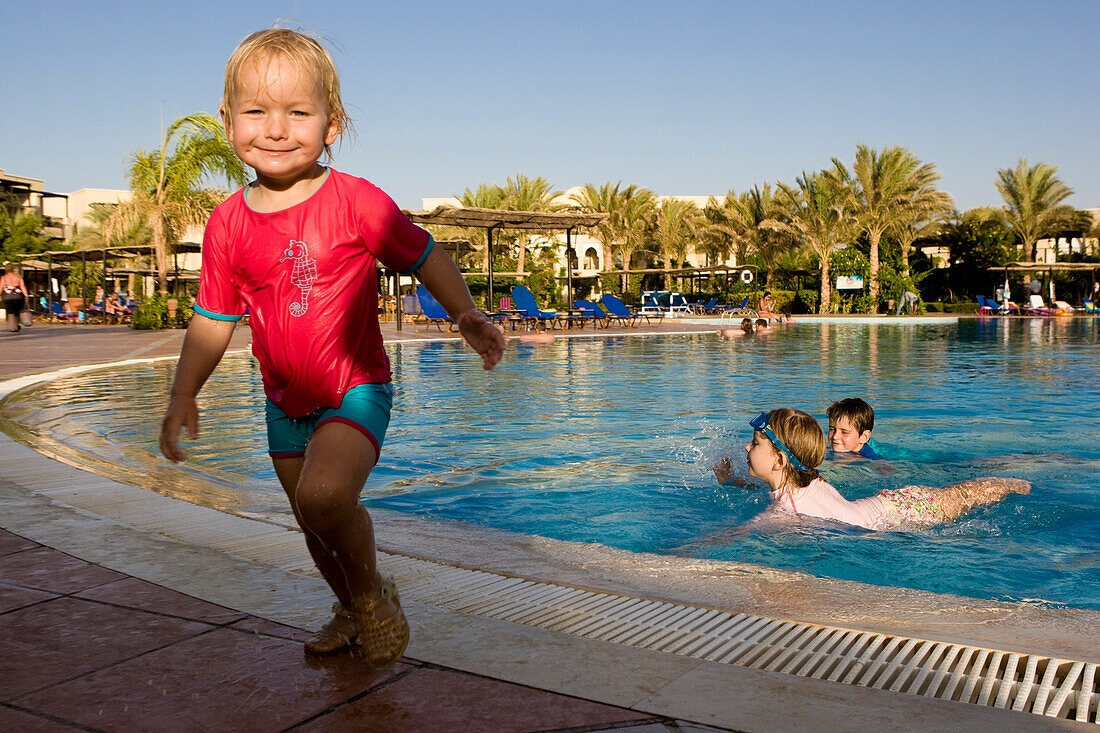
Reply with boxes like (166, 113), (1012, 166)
(749, 412), (810, 472)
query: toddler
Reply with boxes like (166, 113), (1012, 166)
(160, 28), (505, 667)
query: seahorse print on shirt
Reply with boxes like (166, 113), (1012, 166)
(279, 240), (317, 317)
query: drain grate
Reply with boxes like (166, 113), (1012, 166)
(381, 554), (1098, 723)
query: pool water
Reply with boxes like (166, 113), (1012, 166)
(4, 318), (1099, 609)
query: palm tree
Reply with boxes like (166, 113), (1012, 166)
(606, 190), (654, 293)
(572, 184), (657, 291)
(769, 168), (856, 314)
(653, 198), (700, 289)
(105, 113), (247, 294)
(455, 182), (506, 271)
(728, 184), (791, 285)
(571, 181), (634, 278)
(995, 159), (1076, 261)
(891, 185), (954, 278)
(834, 145), (947, 302)
(500, 174), (561, 275)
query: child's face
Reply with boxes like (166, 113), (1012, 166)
(744, 430), (780, 481)
(827, 416), (870, 453)
(225, 54), (338, 186)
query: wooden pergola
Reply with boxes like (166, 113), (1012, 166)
(18, 243), (201, 318)
(988, 261), (1098, 303)
(403, 206), (608, 308)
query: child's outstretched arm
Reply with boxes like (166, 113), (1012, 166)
(160, 314), (236, 462)
(415, 245), (505, 370)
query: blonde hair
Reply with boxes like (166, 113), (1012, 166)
(765, 407), (825, 488)
(220, 28), (352, 158)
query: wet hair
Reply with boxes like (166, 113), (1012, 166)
(826, 397), (875, 434)
(740, 317), (753, 332)
(764, 407), (825, 488)
(220, 27), (351, 158)
(754, 318), (768, 329)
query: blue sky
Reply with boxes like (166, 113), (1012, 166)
(2, 0), (1097, 211)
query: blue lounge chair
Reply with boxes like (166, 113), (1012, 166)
(976, 296), (996, 315)
(413, 285), (505, 332)
(1085, 299), (1099, 314)
(722, 295), (755, 318)
(412, 285), (454, 333)
(512, 285), (561, 331)
(668, 292), (692, 314)
(49, 302), (78, 322)
(600, 293), (663, 326)
(693, 297), (718, 314)
(573, 299), (610, 328)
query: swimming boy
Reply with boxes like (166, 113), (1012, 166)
(739, 408), (1029, 530)
(160, 28), (505, 667)
(826, 397), (881, 459)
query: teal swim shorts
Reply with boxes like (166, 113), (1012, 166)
(265, 383), (394, 459)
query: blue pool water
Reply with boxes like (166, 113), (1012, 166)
(4, 318), (1099, 609)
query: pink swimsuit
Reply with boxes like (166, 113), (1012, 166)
(756, 478), (942, 530)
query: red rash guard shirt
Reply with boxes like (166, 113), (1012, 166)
(196, 169), (432, 417)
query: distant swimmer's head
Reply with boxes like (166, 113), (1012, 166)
(826, 397), (874, 453)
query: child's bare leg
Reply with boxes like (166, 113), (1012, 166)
(278, 422), (384, 602)
(273, 455), (367, 610)
(932, 477), (1031, 521)
(276, 421), (407, 665)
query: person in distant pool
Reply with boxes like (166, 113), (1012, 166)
(722, 408), (1029, 530)
(826, 397), (882, 460)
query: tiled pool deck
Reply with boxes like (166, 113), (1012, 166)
(1, 320), (1095, 732)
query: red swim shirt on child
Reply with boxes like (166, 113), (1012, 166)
(196, 169), (432, 417)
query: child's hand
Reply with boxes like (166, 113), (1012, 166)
(160, 395), (199, 463)
(712, 455), (747, 487)
(455, 309), (506, 370)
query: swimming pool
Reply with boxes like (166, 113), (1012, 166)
(3, 318), (1098, 609)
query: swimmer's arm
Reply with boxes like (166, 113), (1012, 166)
(415, 245), (505, 370)
(160, 314), (235, 462)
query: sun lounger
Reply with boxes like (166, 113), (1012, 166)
(573, 299), (610, 328)
(600, 293), (662, 326)
(512, 285), (561, 331)
(721, 295), (755, 318)
(412, 285), (454, 333)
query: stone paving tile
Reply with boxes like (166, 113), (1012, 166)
(0, 580), (57, 614)
(0, 545), (124, 594)
(229, 615), (313, 643)
(75, 576), (247, 625)
(16, 626), (409, 732)
(0, 704), (80, 732)
(296, 666), (654, 733)
(1, 597), (213, 701)
(0, 528), (38, 555)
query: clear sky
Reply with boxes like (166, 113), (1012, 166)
(2, 0), (1097, 212)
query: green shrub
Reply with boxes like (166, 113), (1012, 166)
(131, 296), (168, 329)
(130, 294), (194, 329)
